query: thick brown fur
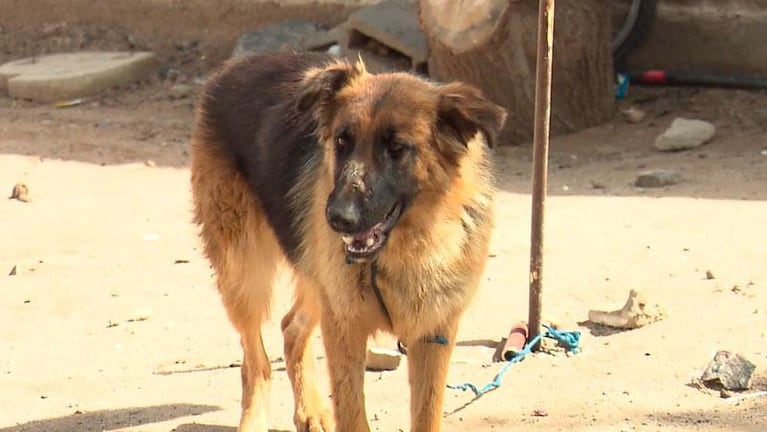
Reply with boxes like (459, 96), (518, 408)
(190, 51), (506, 432)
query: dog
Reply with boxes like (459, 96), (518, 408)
(190, 51), (506, 432)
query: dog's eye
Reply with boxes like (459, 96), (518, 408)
(336, 136), (348, 152)
(335, 129), (352, 155)
(387, 142), (407, 159)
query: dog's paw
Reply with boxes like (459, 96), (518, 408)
(238, 409), (269, 432)
(294, 409), (334, 432)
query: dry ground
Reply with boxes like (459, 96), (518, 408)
(1, 11), (767, 430)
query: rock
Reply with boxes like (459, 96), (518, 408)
(341, 0), (427, 72)
(635, 169), (681, 188)
(365, 347), (402, 371)
(588, 289), (666, 329)
(9, 182), (30, 202)
(0, 52), (158, 102)
(231, 20), (338, 58)
(654, 118), (716, 151)
(590, 180), (606, 190)
(168, 83), (192, 100)
(701, 351), (756, 391)
(622, 107), (647, 124)
(706, 270), (715, 280)
(158, 67), (181, 82)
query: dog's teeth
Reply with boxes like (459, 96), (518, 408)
(342, 235), (354, 245)
(365, 237), (375, 247)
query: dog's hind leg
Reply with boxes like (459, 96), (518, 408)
(281, 275), (334, 432)
(237, 325), (272, 432)
(191, 141), (281, 432)
(215, 227), (281, 432)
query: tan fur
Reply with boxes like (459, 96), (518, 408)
(190, 56), (504, 432)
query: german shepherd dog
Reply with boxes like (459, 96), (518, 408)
(190, 51), (506, 432)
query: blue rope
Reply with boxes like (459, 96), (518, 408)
(447, 325), (581, 398)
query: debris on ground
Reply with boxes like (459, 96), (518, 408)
(365, 347), (402, 371)
(622, 106), (647, 124)
(497, 322), (528, 361)
(588, 289), (666, 329)
(127, 307), (153, 322)
(167, 83), (192, 99)
(54, 98), (85, 108)
(655, 117), (716, 151)
(729, 281), (754, 296)
(9, 182), (30, 202)
(635, 169), (682, 188)
(700, 350), (756, 392)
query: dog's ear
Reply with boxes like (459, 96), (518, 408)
(296, 60), (365, 113)
(436, 82), (507, 149)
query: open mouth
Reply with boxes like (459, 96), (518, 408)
(341, 202), (403, 262)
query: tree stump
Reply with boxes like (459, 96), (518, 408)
(419, 0), (615, 145)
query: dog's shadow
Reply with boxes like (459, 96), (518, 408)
(172, 425), (236, 432)
(0, 404), (220, 432)
(174, 424), (290, 432)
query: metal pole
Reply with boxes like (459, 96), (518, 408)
(528, 0), (556, 350)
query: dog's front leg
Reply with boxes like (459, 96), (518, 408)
(406, 321), (459, 432)
(320, 311), (370, 432)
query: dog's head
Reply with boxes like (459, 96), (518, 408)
(297, 59), (507, 263)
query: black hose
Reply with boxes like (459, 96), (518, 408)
(629, 70), (767, 90)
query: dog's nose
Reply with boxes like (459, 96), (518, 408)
(326, 200), (361, 233)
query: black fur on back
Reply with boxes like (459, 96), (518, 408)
(197, 51), (333, 262)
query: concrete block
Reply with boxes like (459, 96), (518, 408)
(0, 51), (158, 102)
(342, 0), (426, 71)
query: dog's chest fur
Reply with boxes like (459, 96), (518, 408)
(296, 182), (492, 341)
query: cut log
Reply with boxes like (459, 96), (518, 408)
(419, 0), (615, 145)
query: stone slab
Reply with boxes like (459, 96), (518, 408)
(231, 20), (339, 59)
(0, 51), (158, 102)
(342, 0), (426, 70)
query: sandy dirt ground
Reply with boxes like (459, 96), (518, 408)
(2, 18), (767, 431)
